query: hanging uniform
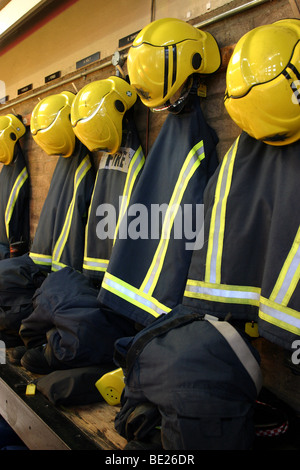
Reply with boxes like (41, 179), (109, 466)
(19, 115), (145, 367)
(183, 131), (300, 351)
(98, 94), (219, 327)
(0, 142), (29, 259)
(82, 114), (145, 287)
(0, 140), (94, 345)
(29, 140), (95, 273)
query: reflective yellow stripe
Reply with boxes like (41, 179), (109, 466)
(52, 155), (91, 268)
(83, 257), (109, 272)
(5, 167), (28, 239)
(51, 260), (68, 272)
(29, 252), (52, 266)
(83, 171), (99, 260)
(103, 141), (204, 318)
(259, 225), (300, 334)
(205, 137), (239, 284)
(114, 145), (145, 243)
(184, 280), (261, 306)
(183, 137), (300, 338)
(259, 296), (300, 335)
(270, 225), (300, 306)
(103, 272), (171, 318)
(185, 281), (300, 335)
(83, 146), (144, 271)
(141, 140), (205, 296)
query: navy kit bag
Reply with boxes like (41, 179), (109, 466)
(114, 305), (262, 450)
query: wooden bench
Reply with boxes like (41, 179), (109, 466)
(0, 353), (127, 450)
(2, 338), (300, 450)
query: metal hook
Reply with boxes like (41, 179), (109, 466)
(112, 51), (126, 78)
(72, 82), (78, 93)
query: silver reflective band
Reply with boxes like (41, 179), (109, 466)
(114, 146), (145, 242)
(207, 319), (262, 394)
(83, 259), (109, 270)
(141, 140), (205, 296)
(103, 273), (170, 317)
(270, 225), (300, 306)
(51, 261), (66, 271)
(5, 167), (28, 239)
(260, 300), (300, 332)
(206, 138), (239, 284)
(185, 282), (260, 303)
(52, 156), (91, 267)
(29, 253), (52, 266)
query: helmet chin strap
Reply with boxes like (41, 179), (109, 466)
(151, 75), (197, 114)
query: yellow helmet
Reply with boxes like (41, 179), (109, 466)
(71, 76), (136, 154)
(127, 17), (221, 110)
(224, 19), (300, 146)
(30, 91), (76, 157)
(0, 114), (25, 165)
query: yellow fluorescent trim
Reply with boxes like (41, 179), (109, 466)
(205, 136), (239, 284)
(141, 141), (204, 295)
(5, 167), (28, 239)
(103, 272), (171, 318)
(84, 171), (100, 258)
(270, 225), (300, 306)
(259, 310), (300, 335)
(84, 256), (109, 263)
(184, 290), (260, 306)
(149, 157), (203, 295)
(52, 155), (91, 263)
(29, 252), (52, 265)
(260, 296), (300, 320)
(82, 264), (107, 272)
(102, 279), (161, 318)
(215, 139), (239, 284)
(114, 146), (145, 243)
(186, 279), (260, 292)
